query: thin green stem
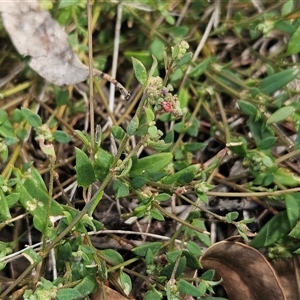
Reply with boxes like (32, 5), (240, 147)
(207, 187), (300, 197)
(215, 93), (230, 145)
(42, 156), (56, 252)
(152, 201), (210, 235)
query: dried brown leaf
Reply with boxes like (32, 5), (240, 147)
(200, 241), (286, 300)
(91, 280), (134, 300)
(272, 257), (300, 300)
(0, 0), (89, 85)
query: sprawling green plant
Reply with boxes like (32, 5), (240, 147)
(2, 0), (300, 299)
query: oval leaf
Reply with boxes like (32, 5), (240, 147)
(132, 57), (147, 87)
(21, 108), (42, 127)
(285, 193), (299, 228)
(178, 279), (202, 297)
(258, 69), (298, 95)
(127, 115), (139, 136)
(75, 148), (96, 188)
(257, 137), (277, 149)
(238, 100), (257, 116)
(188, 57), (214, 78)
(100, 249), (124, 265)
(287, 24), (300, 55)
(129, 153), (173, 178)
(132, 242), (162, 256)
(53, 130), (72, 143)
(266, 106), (294, 124)
(251, 211), (291, 248)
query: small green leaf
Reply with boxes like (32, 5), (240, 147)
(145, 288), (162, 300)
(274, 168), (300, 187)
(160, 257), (186, 279)
(12, 108), (24, 123)
(132, 57), (148, 87)
(285, 194), (299, 228)
(257, 137), (277, 149)
(217, 69), (244, 90)
(94, 148), (113, 181)
(186, 241), (202, 256)
(0, 108), (8, 124)
(131, 176), (148, 189)
(202, 269), (215, 280)
(58, 0), (82, 8)
(74, 275), (96, 296)
(144, 107), (155, 122)
(251, 211), (291, 248)
(294, 130), (300, 149)
(178, 279), (202, 297)
(0, 189), (11, 220)
(178, 87), (189, 108)
(258, 69), (298, 95)
(129, 153), (173, 178)
(100, 249), (124, 265)
(125, 51), (152, 69)
(145, 171), (167, 182)
(191, 219), (211, 247)
(132, 242), (162, 256)
(23, 248), (42, 264)
(57, 289), (82, 300)
(6, 193), (19, 207)
(156, 193), (171, 202)
(287, 24), (300, 55)
(120, 271), (132, 296)
(116, 182), (129, 199)
(161, 164), (200, 185)
(266, 106), (294, 124)
(111, 125), (125, 140)
(176, 52), (192, 67)
(75, 148), (96, 188)
(21, 108), (42, 127)
(149, 140), (172, 151)
(149, 54), (159, 78)
(0, 145), (8, 162)
(225, 211), (239, 222)
(289, 221), (300, 239)
(238, 100), (258, 116)
(274, 20), (295, 34)
(282, 0), (294, 15)
(148, 126), (158, 137)
(182, 250), (202, 269)
(127, 115), (139, 136)
(75, 130), (90, 148)
(53, 130), (71, 143)
(4, 136), (19, 146)
(187, 117), (200, 137)
(150, 39), (165, 61)
(188, 57), (214, 77)
(184, 142), (206, 152)
(173, 121), (185, 133)
(145, 248), (154, 265)
(150, 209), (165, 221)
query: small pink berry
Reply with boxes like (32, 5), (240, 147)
(162, 101), (173, 112)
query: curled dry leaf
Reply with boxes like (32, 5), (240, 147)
(200, 241), (286, 300)
(91, 280), (135, 300)
(272, 257), (300, 300)
(0, 0), (131, 100)
(0, 0), (89, 85)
